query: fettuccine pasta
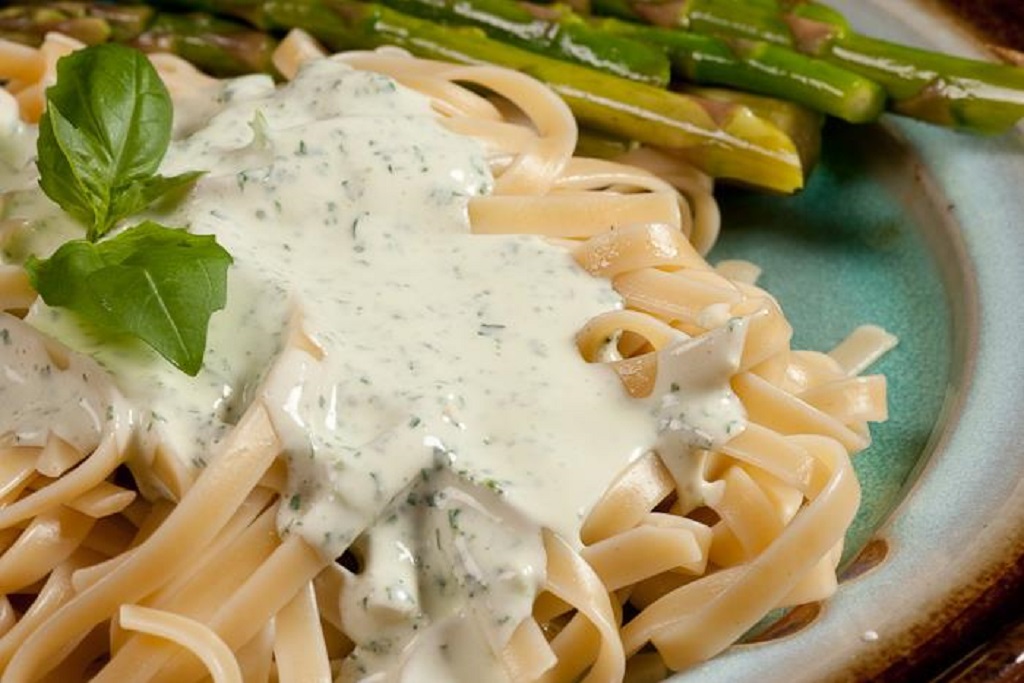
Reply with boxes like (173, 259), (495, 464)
(0, 31), (893, 683)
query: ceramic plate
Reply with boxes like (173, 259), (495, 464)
(673, 1), (1024, 680)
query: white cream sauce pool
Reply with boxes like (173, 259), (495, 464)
(0, 57), (747, 681)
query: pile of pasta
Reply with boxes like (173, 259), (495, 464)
(0, 31), (892, 682)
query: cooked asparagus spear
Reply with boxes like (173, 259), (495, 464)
(0, 2), (133, 45)
(678, 84), (823, 173)
(1, 0), (809, 191)
(278, 0), (879, 123)
(346, 0), (880, 121)
(134, 0), (272, 29)
(375, 0), (671, 86)
(134, 11), (277, 74)
(590, 0), (1024, 133)
(575, 84), (823, 175)
(0, 2), (277, 76)
(595, 16), (883, 123)
(817, 31), (1024, 133)
(260, 0), (805, 192)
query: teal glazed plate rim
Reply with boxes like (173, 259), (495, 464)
(675, 1), (1024, 681)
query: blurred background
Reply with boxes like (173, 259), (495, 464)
(938, 0), (1024, 51)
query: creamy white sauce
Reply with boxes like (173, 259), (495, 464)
(650, 319), (748, 512)
(0, 57), (748, 681)
(0, 313), (120, 453)
(0, 89), (34, 194)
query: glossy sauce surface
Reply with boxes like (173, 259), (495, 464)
(0, 58), (747, 681)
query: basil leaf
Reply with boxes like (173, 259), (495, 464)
(36, 106), (96, 229)
(26, 222), (233, 376)
(109, 170), (205, 223)
(29, 43), (230, 375)
(23, 240), (109, 317)
(36, 43), (198, 239)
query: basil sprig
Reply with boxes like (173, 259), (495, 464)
(25, 44), (232, 376)
(36, 43), (203, 241)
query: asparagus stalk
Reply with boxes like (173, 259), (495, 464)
(133, 0), (273, 30)
(748, 0), (1024, 132)
(0, 2), (277, 76)
(575, 84), (823, 173)
(361, 0), (879, 120)
(573, 129), (638, 159)
(261, 0), (805, 191)
(1, 0), (810, 190)
(375, 0), (672, 86)
(678, 84), (822, 173)
(820, 32), (1024, 133)
(0, 2), (129, 45)
(775, 1), (848, 32)
(596, 16), (883, 123)
(133, 12), (278, 75)
(593, 0), (1024, 133)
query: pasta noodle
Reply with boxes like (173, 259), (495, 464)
(117, 605), (243, 683)
(0, 31), (892, 683)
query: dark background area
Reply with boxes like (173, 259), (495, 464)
(936, 0), (1024, 50)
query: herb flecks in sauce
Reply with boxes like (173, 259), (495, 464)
(0, 56), (749, 682)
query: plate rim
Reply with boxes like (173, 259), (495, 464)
(668, 2), (1024, 680)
